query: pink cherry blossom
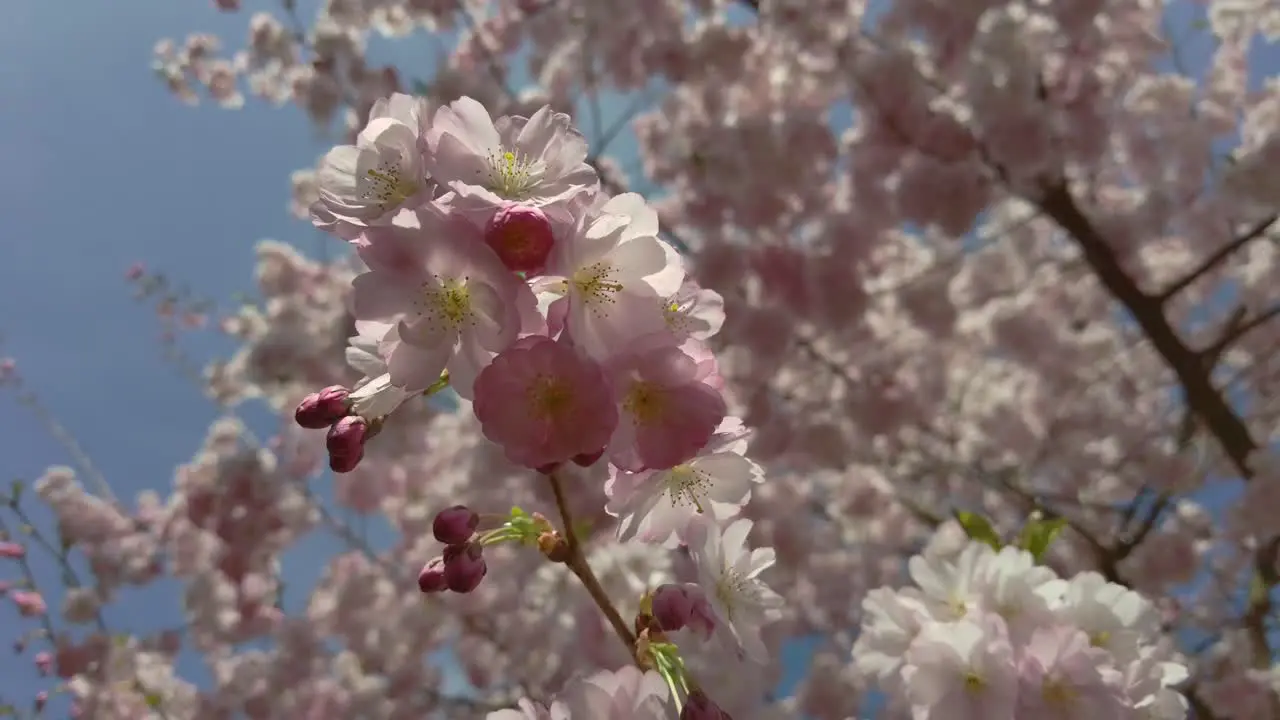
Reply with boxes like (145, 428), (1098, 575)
(350, 206), (538, 395)
(472, 335), (617, 470)
(605, 339), (726, 472)
(426, 97), (597, 219)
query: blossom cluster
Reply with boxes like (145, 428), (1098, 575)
(293, 92), (779, 716)
(853, 540), (1190, 719)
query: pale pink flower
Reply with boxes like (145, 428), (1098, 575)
(349, 207), (538, 396)
(472, 335), (617, 470)
(1016, 625), (1128, 720)
(343, 320), (417, 418)
(314, 93), (432, 226)
(686, 517), (783, 663)
(660, 279), (725, 342)
(556, 666), (671, 719)
(903, 614), (1019, 720)
(426, 97), (597, 219)
(606, 339), (726, 472)
(536, 193), (686, 362)
(486, 698), (559, 720)
(606, 417), (761, 547)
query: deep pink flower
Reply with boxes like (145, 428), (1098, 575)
(607, 339), (727, 471)
(472, 335), (618, 470)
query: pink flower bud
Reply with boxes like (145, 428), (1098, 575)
(326, 416), (368, 473)
(295, 386), (351, 429)
(34, 651), (52, 676)
(417, 558), (447, 594)
(682, 690), (732, 719)
(572, 448), (605, 467)
(0, 541), (24, 559)
(652, 584), (716, 639)
(433, 505), (479, 545)
(35, 691), (48, 713)
(443, 542), (487, 593)
(11, 590), (46, 617)
(484, 202), (556, 273)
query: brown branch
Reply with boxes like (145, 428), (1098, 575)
(1035, 181), (1258, 476)
(1156, 215), (1277, 303)
(546, 471), (638, 655)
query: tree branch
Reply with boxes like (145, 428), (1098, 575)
(546, 471), (638, 656)
(1156, 215), (1277, 303)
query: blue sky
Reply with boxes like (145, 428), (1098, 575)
(0, 0), (1276, 717)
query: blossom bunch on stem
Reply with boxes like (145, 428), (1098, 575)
(293, 94), (775, 716)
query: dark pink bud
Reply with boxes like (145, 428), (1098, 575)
(484, 202), (555, 273)
(652, 584), (694, 632)
(295, 386), (351, 429)
(653, 584), (716, 639)
(326, 415), (367, 455)
(681, 690), (732, 719)
(34, 651), (51, 676)
(443, 542), (487, 593)
(328, 448), (364, 474)
(572, 448), (605, 467)
(433, 505), (479, 545)
(417, 558), (447, 594)
(35, 691), (48, 713)
(0, 541), (24, 559)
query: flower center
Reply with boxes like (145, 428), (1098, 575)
(485, 149), (542, 199)
(415, 277), (473, 331)
(664, 465), (711, 513)
(623, 382), (666, 425)
(662, 296), (692, 333)
(527, 374), (573, 420)
(1042, 679), (1075, 705)
(1089, 630), (1110, 648)
(363, 159), (418, 209)
(567, 262), (624, 309)
(963, 672), (985, 692)
(714, 568), (748, 621)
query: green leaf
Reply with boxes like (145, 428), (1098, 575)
(8, 479), (21, 506)
(1017, 516), (1068, 562)
(510, 506), (527, 519)
(954, 511), (1002, 550)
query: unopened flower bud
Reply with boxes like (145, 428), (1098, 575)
(295, 386), (350, 429)
(433, 505), (479, 545)
(537, 531), (570, 563)
(328, 448), (364, 473)
(35, 691), (47, 713)
(682, 690), (732, 719)
(572, 448), (605, 467)
(417, 558), (447, 594)
(0, 541), (24, 559)
(652, 584), (693, 632)
(326, 416), (368, 473)
(484, 202), (556, 273)
(652, 584), (715, 639)
(443, 542), (487, 593)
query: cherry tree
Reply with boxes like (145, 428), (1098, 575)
(3, 0), (1279, 717)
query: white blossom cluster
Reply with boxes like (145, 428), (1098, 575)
(852, 541), (1190, 719)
